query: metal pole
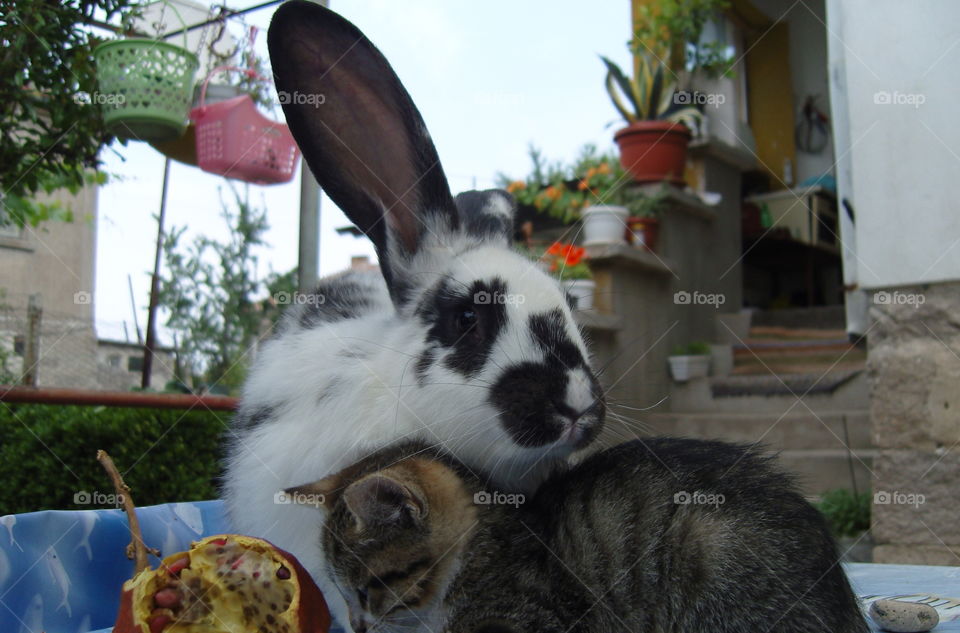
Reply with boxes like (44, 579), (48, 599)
(298, 165), (320, 293)
(296, 0), (328, 293)
(142, 158), (172, 389)
(21, 294), (42, 387)
(127, 274), (142, 344)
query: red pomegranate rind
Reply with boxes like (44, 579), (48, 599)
(113, 535), (330, 633)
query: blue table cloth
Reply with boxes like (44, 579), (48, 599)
(0, 501), (957, 633)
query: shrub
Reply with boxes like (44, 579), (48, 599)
(816, 489), (871, 538)
(0, 404), (229, 514)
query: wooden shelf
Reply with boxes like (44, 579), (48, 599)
(585, 243), (676, 277)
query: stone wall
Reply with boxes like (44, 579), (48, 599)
(868, 281), (960, 564)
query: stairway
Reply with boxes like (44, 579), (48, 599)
(647, 309), (873, 497)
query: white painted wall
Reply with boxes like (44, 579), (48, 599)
(827, 0), (960, 288)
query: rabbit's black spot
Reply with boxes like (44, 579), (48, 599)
(529, 309), (587, 369)
(233, 405), (277, 432)
(418, 278), (508, 378)
(294, 275), (380, 328)
(415, 347), (438, 386)
(489, 361), (568, 446)
(454, 190), (516, 247)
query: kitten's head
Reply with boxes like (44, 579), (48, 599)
(287, 454), (477, 633)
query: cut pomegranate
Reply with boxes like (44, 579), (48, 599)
(113, 535), (330, 633)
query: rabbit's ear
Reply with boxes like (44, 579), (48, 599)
(454, 190), (517, 247)
(268, 1), (458, 303)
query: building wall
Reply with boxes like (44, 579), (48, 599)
(828, 0), (960, 288)
(827, 0), (960, 564)
(0, 184), (99, 388)
(96, 340), (176, 391)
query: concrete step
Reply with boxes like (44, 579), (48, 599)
(645, 410), (872, 451)
(747, 326), (849, 340)
(669, 370), (869, 414)
(778, 448), (875, 496)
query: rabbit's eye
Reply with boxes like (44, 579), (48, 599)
(456, 308), (478, 333)
(357, 586), (369, 606)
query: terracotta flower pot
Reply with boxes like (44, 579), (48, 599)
(613, 121), (692, 186)
(626, 216), (659, 252)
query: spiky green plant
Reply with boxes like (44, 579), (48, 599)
(601, 54), (702, 131)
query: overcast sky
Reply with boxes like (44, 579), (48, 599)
(95, 0), (632, 344)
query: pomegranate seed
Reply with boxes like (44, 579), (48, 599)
(164, 556), (189, 576)
(210, 538), (228, 546)
(276, 565), (291, 580)
(154, 588), (181, 609)
(230, 556), (245, 570)
(148, 613), (172, 633)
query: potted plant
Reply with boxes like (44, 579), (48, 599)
(601, 53), (702, 185)
(502, 144), (669, 247)
(668, 341), (711, 381)
(815, 489), (872, 562)
(540, 242), (595, 311)
(624, 186), (668, 251)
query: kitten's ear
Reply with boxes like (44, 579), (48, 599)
(342, 473), (428, 530)
(285, 473), (345, 512)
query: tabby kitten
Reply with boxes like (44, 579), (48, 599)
(288, 439), (868, 633)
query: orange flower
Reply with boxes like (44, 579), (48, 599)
(545, 186), (561, 200)
(565, 245), (586, 267)
(577, 179), (589, 191)
(546, 242), (566, 256)
(506, 180), (526, 193)
(597, 162), (611, 174)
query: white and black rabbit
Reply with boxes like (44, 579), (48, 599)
(222, 1), (606, 627)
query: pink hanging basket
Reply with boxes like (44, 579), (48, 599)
(190, 66), (300, 185)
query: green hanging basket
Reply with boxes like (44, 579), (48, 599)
(94, 39), (199, 143)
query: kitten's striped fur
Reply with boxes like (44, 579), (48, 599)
(290, 439), (868, 633)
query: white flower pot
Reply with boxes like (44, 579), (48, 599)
(562, 279), (595, 311)
(668, 355), (711, 382)
(581, 205), (629, 245)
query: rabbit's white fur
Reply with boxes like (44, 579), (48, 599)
(227, 4), (605, 628)
(224, 243), (594, 625)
